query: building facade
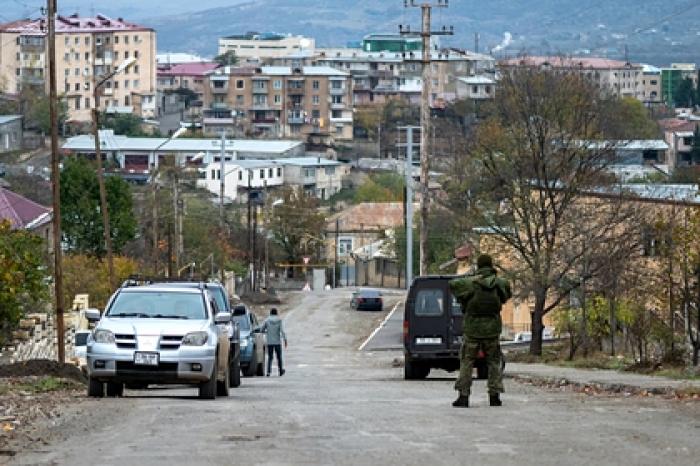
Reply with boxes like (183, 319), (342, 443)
(218, 33), (315, 59)
(0, 14), (157, 122)
(661, 63), (698, 106)
(202, 66), (353, 141)
(157, 62), (220, 119)
(500, 56), (645, 101)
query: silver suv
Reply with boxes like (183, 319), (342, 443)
(85, 283), (232, 399)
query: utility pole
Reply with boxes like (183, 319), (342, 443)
(400, 0), (453, 275)
(334, 218), (339, 288)
(398, 126), (419, 288)
(47, 0), (65, 363)
(172, 169), (180, 274)
(247, 170), (253, 291)
(219, 130), (227, 283)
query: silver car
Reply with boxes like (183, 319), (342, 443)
(85, 284), (232, 399)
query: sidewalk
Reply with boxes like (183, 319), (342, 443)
(506, 362), (700, 394)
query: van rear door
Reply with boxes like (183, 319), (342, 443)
(406, 280), (449, 353)
(448, 291), (464, 351)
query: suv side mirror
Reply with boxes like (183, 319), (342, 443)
(215, 312), (232, 324)
(85, 308), (101, 322)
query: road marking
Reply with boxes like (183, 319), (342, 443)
(358, 301), (402, 351)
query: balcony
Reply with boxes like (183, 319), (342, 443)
(252, 102), (273, 110)
(330, 116), (353, 123)
(287, 87), (305, 95)
(331, 102), (346, 110)
(211, 102), (230, 110)
(94, 57), (113, 66)
(353, 83), (371, 91)
(330, 87), (346, 95)
(252, 86), (268, 94)
(211, 84), (229, 93)
(288, 116), (305, 125)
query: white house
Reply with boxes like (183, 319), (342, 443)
(456, 75), (496, 100)
(197, 160), (285, 202)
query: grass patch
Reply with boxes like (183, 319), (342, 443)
(653, 368), (700, 381)
(0, 376), (80, 395)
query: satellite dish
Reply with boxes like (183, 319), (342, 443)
(299, 38), (311, 49)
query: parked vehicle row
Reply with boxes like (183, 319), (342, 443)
(84, 278), (265, 400)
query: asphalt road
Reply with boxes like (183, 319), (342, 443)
(14, 289), (700, 466)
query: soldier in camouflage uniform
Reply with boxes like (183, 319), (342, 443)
(449, 254), (511, 408)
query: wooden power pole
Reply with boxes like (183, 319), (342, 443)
(400, 1), (453, 275)
(47, 0), (65, 362)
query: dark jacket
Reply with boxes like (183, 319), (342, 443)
(449, 266), (512, 339)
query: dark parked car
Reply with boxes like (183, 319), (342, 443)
(350, 289), (383, 311)
(232, 304), (266, 377)
(403, 276), (502, 380)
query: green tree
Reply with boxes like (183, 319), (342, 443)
(354, 173), (404, 203)
(674, 77), (697, 108)
(600, 96), (660, 139)
(0, 221), (49, 343)
(60, 158), (137, 257)
(214, 51), (238, 66)
(100, 112), (146, 136)
(268, 187), (325, 267)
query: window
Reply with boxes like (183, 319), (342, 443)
(114, 51), (119, 60)
(236, 80), (244, 89)
(85, 37), (90, 46)
(268, 168), (273, 178)
(277, 167), (282, 177)
(114, 36), (119, 44)
(64, 69), (69, 76)
(64, 37), (69, 46)
(312, 109), (320, 118)
(75, 96), (81, 110)
(312, 95), (320, 105)
(134, 65), (139, 74)
(74, 68), (79, 76)
(133, 79), (139, 88)
(211, 169), (216, 180)
(331, 95), (343, 104)
(274, 94), (281, 104)
(64, 53), (70, 61)
(75, 36), (79, 45)
(338, 238), (353, 255)
(85, 97), (90, 109)
(85, 52), (90, 61)
(312, 80), (320, 89)
(134, 35), (139, 43)
(260, 169), (265, 179)
(238, 171), (243, 181)
(75, 83), (80, 91)
(64, 82), (69, 92)
(124, 35), (129, 45)
(331, 80), (342, 89)
(236, 95), (244, 105)
(414, 289), (444, 316)
(325, 166), (335, 175)
(74, 52), (80, 61)
(134, 51), (139, 59)
(124, 95), (130, 106)
(124, 80), (129, 88)
(273, 79), (282, 89)
(304, 167), (316, 178)
(125, 51), (130, 59)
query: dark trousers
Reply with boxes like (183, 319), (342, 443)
(267, 344), (283, 374)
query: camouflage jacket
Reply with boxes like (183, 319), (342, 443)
(449, 267), (512, 339)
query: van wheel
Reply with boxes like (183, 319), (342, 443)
(476, 364), (488, 380)
(404, 359), (430, 380)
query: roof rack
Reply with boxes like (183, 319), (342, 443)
(121, 275), (222, 290)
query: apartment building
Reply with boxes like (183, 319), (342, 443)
(157, 62), (219, 118)
(218, 33), (315, 59)
(202, 66), (353, 141)
(500, 56), (645, 101)
(661, 63), (698, 106)
(0, 14), (156, 122)
(640, 64), (662, 105)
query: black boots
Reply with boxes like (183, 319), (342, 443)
(452, 394), (469, 408)
(489, 393), (502, 407)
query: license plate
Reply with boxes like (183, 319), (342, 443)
(416, 337), (442, 345)
(134, 352), (159, 366)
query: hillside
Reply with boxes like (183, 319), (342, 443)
(147, 0), (700, 65)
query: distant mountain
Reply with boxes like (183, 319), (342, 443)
(147, 0), (700, 65)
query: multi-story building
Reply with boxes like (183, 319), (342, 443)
(201, 66), (353, 141)
(661, 63), (698, 106)
(640, 64), (662, 105)
(0, 14), (157, 122)
(157, 62), (220, 119)
(310, 48), (494, 106)
(218, 33), (315, 60)
(500, 56), (645, 101)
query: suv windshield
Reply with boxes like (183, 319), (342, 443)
(233, 314), (251, 331)
(209, 286), (228, 314)
(107, 291), (206, 320)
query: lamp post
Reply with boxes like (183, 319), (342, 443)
(91, 57), (136, 290)
(150, 127), (188, 276)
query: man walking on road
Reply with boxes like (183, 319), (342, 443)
(449, 254), (511, 408)
(262, 308), (287, 376)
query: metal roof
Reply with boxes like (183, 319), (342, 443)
(278, 157), (341, 167)
(0, 115), (22, 125)
(62, 131), (304, 154)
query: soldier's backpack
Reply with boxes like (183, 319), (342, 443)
(469, 280), (503, 317)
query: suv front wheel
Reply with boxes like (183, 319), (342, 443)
(199, 358), (218, 400)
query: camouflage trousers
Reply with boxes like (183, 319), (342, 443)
(454, 337), (504, 396)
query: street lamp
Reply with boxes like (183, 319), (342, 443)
(150, 127), (188, 276)
(91, 57), (137, 291)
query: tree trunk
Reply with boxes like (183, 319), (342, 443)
(529, 292), (546, 355)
